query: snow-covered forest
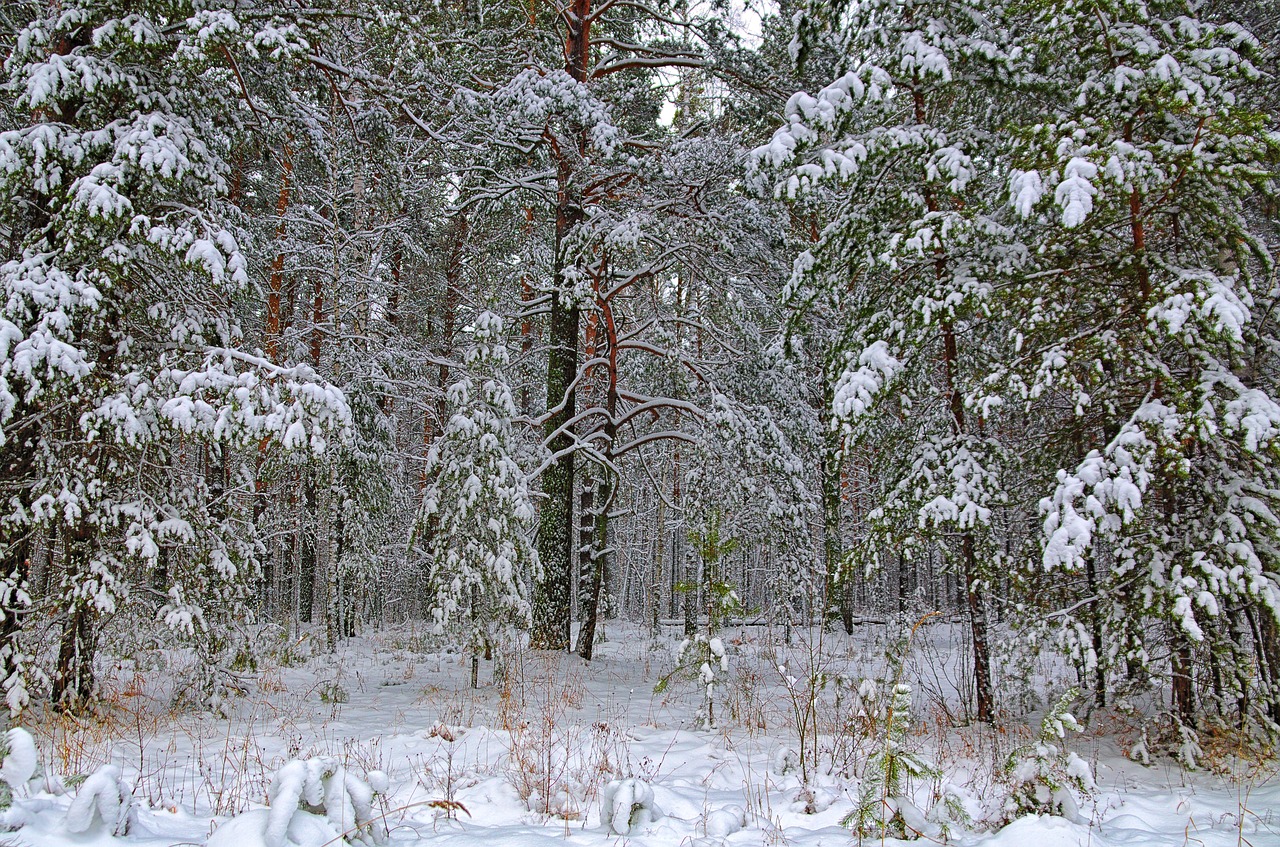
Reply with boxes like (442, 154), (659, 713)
(1, 0), (1279, 845)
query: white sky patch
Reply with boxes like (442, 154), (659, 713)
(659, 101), (678, 127)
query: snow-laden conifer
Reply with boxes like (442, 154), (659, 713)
(1001, 688), (1094, 823)
(0, 0), (351, 710)
(208, 756), (387, 847)
(843, 682), (938, 839)
(416, 312), (538, 683)
(0, 729), (35, 791)
(753, 0), (1028, 723)
(1001, 0), (1280, 729)
(65, 763), (135, 836)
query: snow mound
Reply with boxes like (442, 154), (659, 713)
(985, 814), (1093, 847)
(704, 804), (746, 837)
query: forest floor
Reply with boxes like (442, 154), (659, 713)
(2, 620), (1277, 847)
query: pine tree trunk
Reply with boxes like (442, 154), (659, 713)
(52, 451), (105, 714)
(822, 442), (848, 633)
(1228, 609), (1250, 726)
(53, 602), (97, 712)
(576, 474), (611, 661)
(300, 483), (316, 624)
(336, 511), (356, 639)
(575, 277), (617, 660)
(532, 0), (593, 651)
(314, 484), (336, 651)
(1085, 551), (1107, 708)
(1171, 629), (1196, 726)
(326, 500), (342, 651)
(939, 315), (995, 725)
(290, 513), (304, 633)
(253, 139), (294, 596)
(470, 586), (482, 689)
(578, 474), (594, 622)
(905, 59), (997, 721)
(531, 293), (578, 650)
(963, 533), (994, 724)
(531, 160), (581, 649)
(1254, 605), (1280, 724)
(1075, 423), (1108, 710)
(53, 525), (100, 712)
(651, 494), (664, 644)
(897, 552), (908, 614)
(682, 553), (698, 638)
(1208, 644), (1226, 718)
(264, 139), (293, 364)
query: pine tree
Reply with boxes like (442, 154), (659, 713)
(0, 0), (350, 710)
(843, 682), (939, 839)
(1011, 0), (1280, 729)
(753, 0), (1029, 722)
(450, 1), (744, 651)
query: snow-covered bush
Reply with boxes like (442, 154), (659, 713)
(843, 683), (938, 840)
(1127, 726), (1152, 767)
(771, 746), (801, 777)
(269, 758), (387, 847)
(0, 728), (36, 798)
(1174, 721), (1203, 771)
(1126, 715), (1203, 771)
(600, 777), (662, 835)
(1001, 688), (1094, 823)
(65, 764), (136, 836)
(209, 757), (387, 847)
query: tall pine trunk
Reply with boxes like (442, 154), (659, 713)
(1171, 628), (1196, 726)
(822, 431), (850, 633)
(531, 0), (592, 650)
(531, 290), (579, 649)
(1253, 606), (1280, 725)
(651, 493), (665, 644)
(941, 311), (993, 724)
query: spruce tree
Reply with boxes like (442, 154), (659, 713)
(416, 312), (538, 686)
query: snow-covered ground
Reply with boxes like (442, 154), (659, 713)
(2, 621), (1276, 847)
